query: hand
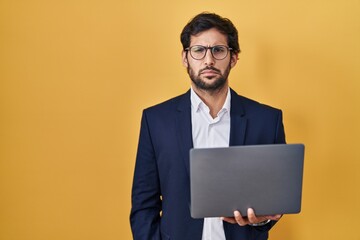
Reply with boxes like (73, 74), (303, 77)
(222, 208), (282, 226)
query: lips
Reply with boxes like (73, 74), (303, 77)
(200, 67), (221, 75)
(201, 70), (218, 74)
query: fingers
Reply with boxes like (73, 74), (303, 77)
(247, 208), (257, 223)
(224, 209), (262, 226)
(234, 210), (249, 226)
(221, 212), (248, 225)
(247, 208), (267, 224)
(223, 209), (282, 226)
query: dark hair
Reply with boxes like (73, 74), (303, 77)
(180, 12), (240, 54)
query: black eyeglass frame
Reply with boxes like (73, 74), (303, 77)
(184, 45), (233, 60)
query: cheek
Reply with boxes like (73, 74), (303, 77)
(218, 62), (230, 72)
(188, 61), (201, 72)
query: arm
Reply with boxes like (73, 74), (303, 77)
(130, 111), (162, 240)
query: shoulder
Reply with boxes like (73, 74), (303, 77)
(143, 90), (190, 116)
(230, 89), (282, 116)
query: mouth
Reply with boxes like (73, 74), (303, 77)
(200, 68), (221, 77)
(201, 70), (218, 74)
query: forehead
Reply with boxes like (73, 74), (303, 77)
(190, 28), (228, 46)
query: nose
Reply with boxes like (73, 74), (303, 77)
(204, 48), (215, 66)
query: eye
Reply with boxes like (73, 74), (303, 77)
(213, 46), (226, 53)
(191, 46), (206, 53)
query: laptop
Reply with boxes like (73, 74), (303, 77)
(190, 144), (305, 218)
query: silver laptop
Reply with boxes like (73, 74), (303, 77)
(190, 144), (305, 218)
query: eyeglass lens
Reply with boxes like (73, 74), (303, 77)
(189, 45), (230, 60)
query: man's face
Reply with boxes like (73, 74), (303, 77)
(182, 28), (238, 92)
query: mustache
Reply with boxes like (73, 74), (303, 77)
(199, 66), (221, 74)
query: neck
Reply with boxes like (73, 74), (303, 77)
(192, 84), (229, 118)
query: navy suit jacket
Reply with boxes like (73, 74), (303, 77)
(130, 89), (286, 240)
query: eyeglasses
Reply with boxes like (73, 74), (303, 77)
(185, 45), (232, 60)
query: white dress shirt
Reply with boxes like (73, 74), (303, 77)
(191, 87), (231, 240)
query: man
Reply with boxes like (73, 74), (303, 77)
(130, 12), (285, 240)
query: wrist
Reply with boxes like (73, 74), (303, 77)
(249, 219), (271, 226)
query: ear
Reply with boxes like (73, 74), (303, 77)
(230, 53), (238, 68)
(182, 50), (189, 68)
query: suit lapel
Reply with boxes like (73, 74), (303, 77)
(229, 89), (247, 146)
(175, 90), (193, 177)
(175, 89), (247, 174)
(175, 91), (204, 237)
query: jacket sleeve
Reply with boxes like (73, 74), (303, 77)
(274, 110), (286, 144)
(130, 110), (162, 240)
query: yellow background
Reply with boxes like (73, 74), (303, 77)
(1, 0), (359, 239)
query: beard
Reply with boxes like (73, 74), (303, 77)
(187, 63), (231, 92)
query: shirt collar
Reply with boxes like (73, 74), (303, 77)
(190, 87), (231, 114)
